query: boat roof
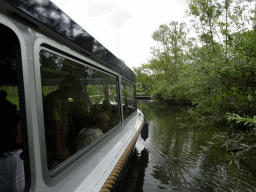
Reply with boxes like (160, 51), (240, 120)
(2, 0), (136, 82)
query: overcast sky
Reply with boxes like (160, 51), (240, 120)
(51, 0), (189, 70)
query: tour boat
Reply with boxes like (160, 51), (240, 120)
(0, 0), (147, 191)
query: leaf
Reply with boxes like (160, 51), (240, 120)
(240, 144), (248, 148)
(235, 159), (240, 170)
(206, 142), (215, 145)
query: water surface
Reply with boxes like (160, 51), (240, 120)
(121, 102), (256, 192)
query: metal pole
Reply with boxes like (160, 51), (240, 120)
(118, 34), (120, 59)
(252, 0), (255, 33)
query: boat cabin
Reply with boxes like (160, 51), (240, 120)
(0, 1), (145, 191)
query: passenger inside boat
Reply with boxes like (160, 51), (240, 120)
(123, 104), (129, 118)
(71, 82), (92, 137)
(0, 3), (138, 191)
(0, 23), (26, 192)
(43, 76), (83, 167)
(0, 91), (25, 192)
(101, 99), (111, 119)
(40, 49), (120, 170)
(76, 112), (109, 151)
(67, 77), (92, 155)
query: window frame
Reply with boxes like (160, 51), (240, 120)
(0, 20), (33, 192)
(34, 37), (122, 178)
(120, 78), (137, 122)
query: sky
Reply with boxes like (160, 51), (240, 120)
(51, 0), (189, 70)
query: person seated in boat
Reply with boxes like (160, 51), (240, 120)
(123, 104), (129, 118)
(43, 76), (82, 168)
(76, 113), (110, 151)
(101, 99), (111, 118)
(0, 90), (25, 192)
(68, 83), (92, 155)
(109, 104), (119, 126)
(71, 84), (92, 138)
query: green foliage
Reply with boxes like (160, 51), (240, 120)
(134, 0), (256, 168)
(151, 80), (169, 101)
(134, 21), (193, 103)
(188, 29), (256, 119)
(0, 86), (19, 110)
(164, 81), (191, 104)
(86, 85), (100, 96)
(42, 86), (58, 97)
(211, 113), (256, 170)
(133, 66), (154, 95)
(183, 0), (256, 169)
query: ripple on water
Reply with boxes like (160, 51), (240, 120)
(123, 103), (256, 191)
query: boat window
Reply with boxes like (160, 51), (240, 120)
(0, 24), (28, 192)
(121, 80), (136, 119)
(39, 49), (120, 170)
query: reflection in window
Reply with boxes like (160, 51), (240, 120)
(0, 24), (26, 192)
(121, 80), (136, 119)
(0, 86), (19, 109)
(39, 50), (120, 170)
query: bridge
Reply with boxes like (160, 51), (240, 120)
(136, 93), (152, 101)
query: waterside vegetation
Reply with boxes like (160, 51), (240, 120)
(133, 0), (256, 168)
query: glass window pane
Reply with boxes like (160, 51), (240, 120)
(39, 50), (120, 170)
(121, 80), (136, 119)
(0, 24), (26, 192)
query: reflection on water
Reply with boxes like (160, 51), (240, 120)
(121, 148), (149, 192)
(121, 102), (256, 192)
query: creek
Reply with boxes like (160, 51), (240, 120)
(121, 102), (256, 192)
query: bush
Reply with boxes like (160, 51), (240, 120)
(164, 82), (192, 104)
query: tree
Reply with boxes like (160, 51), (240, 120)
(133, 21), (193, 103)
(186, 0), (253, 54)
(149, 21), (190, 84)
